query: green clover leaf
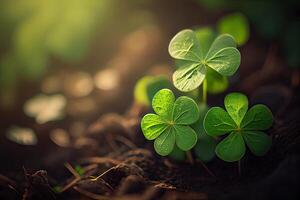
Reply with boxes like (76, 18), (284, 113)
(194, 134), (217, 162)
(191, 104), (217, 162)
(169, 29), (241, 92)
(141, 89), (199, 156)
(217, 12), (250, 46)
(204, 92), (273, 162)
(206, 67), (229, 94)
(169, 145), (186, 161)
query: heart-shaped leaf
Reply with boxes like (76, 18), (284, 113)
(204, 107), (237, 136)
(206, 47), (241, 76)
(241, 105), (273, 130)
(152, 89), (175, 119)
(169, 29), (203, 61)
(173, 60), (206, 92)
(206, 34), (237, 59)
(141, 114), (168, 140)
(243, 131), (272, 156)
(215, 132), (245, 162)
(224, 92), (248, 126)
(154, 128), (175, 156)
(205, 34), (240, 76)
(174, 125), (197, 151)
(173, 96), (199, 124)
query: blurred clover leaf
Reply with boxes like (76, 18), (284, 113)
(206, 67), (228, 94)
(169, 145), (186, 161)
(217, 12), (250, 46)
(169, 29), (240, 92)
(191, 104), (217, 162)
(134, 76), (171, 106)
(141, 89), (199, 156)
(194, 134), (217, 162)
(147, 76), (172, 103)
(204, 93), (273, 162)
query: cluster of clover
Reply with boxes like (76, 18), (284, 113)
(136, 15), (273, 167)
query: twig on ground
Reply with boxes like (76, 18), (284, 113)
(64, 163), (81, 179)
(79, 157), (121, 165)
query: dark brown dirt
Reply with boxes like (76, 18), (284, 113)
(1, 88), (299, 200)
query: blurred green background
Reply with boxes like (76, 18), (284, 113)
(0, 0), (299, 117)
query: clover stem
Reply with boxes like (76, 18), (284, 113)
(186, 151), (194, 165)
(202, 79), (207, 105)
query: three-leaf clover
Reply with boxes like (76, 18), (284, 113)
(141, 89), (199, 156)
(169, 29), (241, 92)
(204, 93), (273, 162)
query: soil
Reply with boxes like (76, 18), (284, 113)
(0, 0), (300, 199)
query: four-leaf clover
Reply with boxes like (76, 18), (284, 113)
(204, 93), (273, 162)
(169, 29), (241, 92)
(141, 89), (199, 156)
